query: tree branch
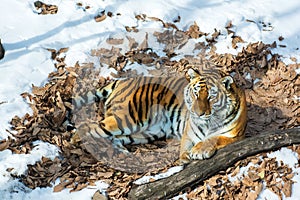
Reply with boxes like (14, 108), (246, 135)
(128, 128), (300, 200)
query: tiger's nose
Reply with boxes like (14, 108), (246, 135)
(192, 102), (211, 117)
(197, 109), (211, 117)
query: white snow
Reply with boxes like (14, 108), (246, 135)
(0, 141), (59, 188)
(0, 178), (109, 200)
(0, 0), (300, 199)
(134, 166), (183, 185)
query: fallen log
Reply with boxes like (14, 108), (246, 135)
(128, 128), (300, 200)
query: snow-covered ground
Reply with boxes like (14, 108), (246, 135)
(0, 0), (300, 199)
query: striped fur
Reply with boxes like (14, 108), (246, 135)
(72, 68), (247, 163)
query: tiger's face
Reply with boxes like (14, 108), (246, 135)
(184, 70), (211, 118)
(184, 68), (244, 125)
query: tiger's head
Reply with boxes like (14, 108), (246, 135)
(184, 68), (247, 134)
(184, 69), (210, 117)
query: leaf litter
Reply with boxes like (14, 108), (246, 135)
(34, 1), (58, 15)
(0, 16), (299, 200)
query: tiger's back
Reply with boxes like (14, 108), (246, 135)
(93, 76), (189, 142)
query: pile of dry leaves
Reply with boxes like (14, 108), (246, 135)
(0, 16), (299, 200)
(187, 145), (300, 200)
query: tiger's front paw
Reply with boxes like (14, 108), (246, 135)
(178, 151), (191, 165)
(189, 141), (216, 160)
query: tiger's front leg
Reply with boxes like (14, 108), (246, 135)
(189, 135), (243, 160)
(179, 123), (194, 164)
(179, 123), (244, 163)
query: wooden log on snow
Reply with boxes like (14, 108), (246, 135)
(128, 128), (300, 200)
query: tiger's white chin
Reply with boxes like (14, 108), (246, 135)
(191, 112), (211, 120)
(201, 115), (211, 120)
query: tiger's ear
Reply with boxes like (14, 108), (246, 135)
(222, 76), (234, 90)
(186, 68), (200, 81)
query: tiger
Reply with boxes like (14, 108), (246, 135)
(71, 68), (247, 164)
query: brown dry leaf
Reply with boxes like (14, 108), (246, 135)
(163, 22), (178, 30)
(125, 26), (138, 33)
(146, 16), (178, 29)
(173, 16), (181, 23)
(125, 26), (131, 32)
(135, 14), (146, 21)
(269, 185), (281, 199)
(34, 1), (58, 15)
(95, 11), (106, 22)
(248, 171), (260, 181)
(138, 33), (148, 50)
(207, 175), (221, 186)
(126, 36), (138, 50)
(225, 20), (233, 29)
(0, 139), (10, 151)
(0, 101), (7, 105)
(285, 173), (294, 180)
(147, 16), (161, 22)
(225, 21), (235, 35)
(70, 148), (83, 156)
(46, 48), (57, 60)
(153, 30), (189, 53)
(258, 170), (265, 179)
(106, 38), (124, 45)
(97, 171), (114, 179)
(246, 19), (256, 23)
(230, 165), (240, 177)
(211, 29), (220, 41)
(91, 47), (122, 67)
(92, 190), (108, 200)
(247, 191), (258, 200)
(186, 21), (206, 39)
(69, 183), (88, 192)
(107, 12), (113, 17)
(282, 180), (293, 197)
(53, 181), (71, 192)
(193, 42), (206, 52)
(241, 176), (253, 187)
(290, 57), (297, 62)
(149, 178), (156, 182)
(232, 35), (245, 49)
(255, 182), (263, 195)
(58, 47), (69, 54)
